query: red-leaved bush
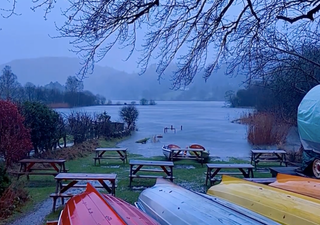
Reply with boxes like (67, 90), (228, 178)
(0, 100), (32, 167)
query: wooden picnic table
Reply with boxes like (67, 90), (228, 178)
(17, 159), (67, 180)
(129, 160), (174, 187)
(168, 148), (208, 166)
(205, 163), (254, 186)
(251, 149), (287, 170)
(94, 148), (128, 165)
(51, 172), (117, 212)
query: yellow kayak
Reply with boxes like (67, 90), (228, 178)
(207, 175), (320, 225)
(269, 173), (320, 200)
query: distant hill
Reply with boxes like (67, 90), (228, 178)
(0, 57), (246, 101)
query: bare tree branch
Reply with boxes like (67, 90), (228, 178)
(277, 3), (320, 23)
(3, 0), (320, 89)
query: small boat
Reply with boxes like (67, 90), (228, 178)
(135, 178), (280, 225)
(136, 137), (150, 144)
(207, 175), (320, 225)
(162, 144), (181, 159)
(52, 183), (160, 225)
(188, 144), (210, 162)
(269, 173), (320, 199)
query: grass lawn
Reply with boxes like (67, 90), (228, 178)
(3, 138), (281, 224)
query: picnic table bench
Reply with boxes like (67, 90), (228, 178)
(129, 160), (174, 187)
(51, 172), (117, 212)
(205, 163), (254, 186)
(243, 177), (277, 184)
(94, 148), (128, 165)
(168, 148), (208, 166)
(251, 149), (287, 170)
(16, 159), (67, 180)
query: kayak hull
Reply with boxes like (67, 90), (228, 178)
(57, 183), (159, 225)
(136, 178), (280, 225)
(269, 173), (320, 199)
(207, 175), (320, 225)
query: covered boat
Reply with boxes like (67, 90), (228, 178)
(188, 144), (210, 161)
(135, 178), (280, 225)
(297, 84), (320, 177)
(162, 144), (181, 159)
(269, 173), (320, 199)
(207, 175), (320, 225)
(51, 183), (160, 225)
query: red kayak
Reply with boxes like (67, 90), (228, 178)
(50, 183), (159, 225)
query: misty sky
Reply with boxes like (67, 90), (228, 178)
(0, 2), (241, 74)
(0, 1), (143, 72)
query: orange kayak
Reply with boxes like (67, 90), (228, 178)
(269, 173), (320, 199)
(55, 183), (159, 225)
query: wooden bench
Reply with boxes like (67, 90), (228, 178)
(15, 171), (58, 177)
(94, 148), (128, 165)
(52, 173), (117, 212)
(243, 177), (277, 184)
(46, 220), (58, 225)
(16, 159), (67, 180)
(269, 166), (300, 177)
(205, 163), (254, 186)
(61, 184), (118, 188)
(129, 160), (174, 187)
(251, 150), (287, 170)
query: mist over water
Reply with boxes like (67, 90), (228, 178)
(56, 101), (253, 160)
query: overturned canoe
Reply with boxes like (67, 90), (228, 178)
(207, 175), (320, 225)
(135, 178), (280, 225)
(55, 183), (159, 225)
(269, 173), (320, 199)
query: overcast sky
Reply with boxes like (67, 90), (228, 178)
(0, 1), (142, 72)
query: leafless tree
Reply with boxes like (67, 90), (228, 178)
(0, 65), (21, 100)
(65, 75), (84, 93)
(3, 0), (320, 88)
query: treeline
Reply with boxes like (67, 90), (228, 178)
(226, 44), (320, 124)
(0, 100), (139, 168)
(0, 66), (106, 107)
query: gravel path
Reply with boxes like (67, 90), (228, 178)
(8, 180), (112, 225)
(8, 198), (61, 225)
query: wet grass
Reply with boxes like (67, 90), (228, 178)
(43, 155), (278, 223)
(4, 137), (281, 224)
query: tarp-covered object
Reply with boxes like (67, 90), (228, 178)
(297, 85), (320, 171)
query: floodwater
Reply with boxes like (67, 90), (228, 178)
(56, 101), (253, 160)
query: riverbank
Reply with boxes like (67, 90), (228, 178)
(4, 138), (278, 225)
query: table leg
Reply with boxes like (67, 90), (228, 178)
(60, 180), (78, 193)
(62, 163), (67, 172)
(132, 165), (143, 175)
(239, 168), (249, 178)
(117, 150), (125, 163)
(170, 166), (174, 182)
(283, 153), (287, 167)
(249, 168), (254, 178)
(129, 164), (133, 187)
(254, 153), (262, 170)
(49, 163), (59, 172)
(160, 166), (172, 181)
(98, 180), (113, 195)
(26, 162), (35, 172)
(210, 168), (221, 185)
(206, 168), (211, 186)
(112, 180), (116, 195)
(53, 179), (61, 212)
